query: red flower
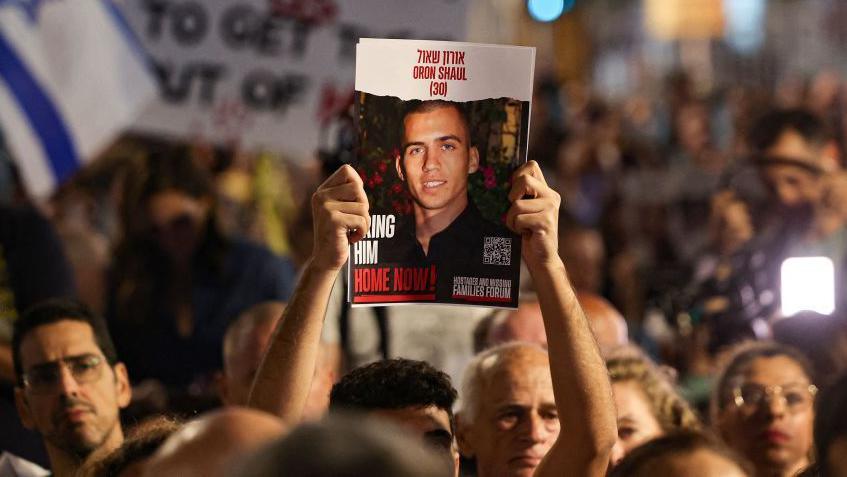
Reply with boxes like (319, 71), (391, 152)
(377, 161), (388, 173)
(373, 174), (384, 185)
(484, 176), (497, 189)
(391, 183), (404, 194)
(367, 178), (375, 189)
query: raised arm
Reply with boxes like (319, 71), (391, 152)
(506, 161), (617, 477)
(248, 165), (369, 423)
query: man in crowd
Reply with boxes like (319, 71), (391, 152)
(1, 204), (78, 466)
(456, 342), (559, 477)
(329, 358), (460, 474)
(249, 161), (617, 476)
(479, 292), (628, 355)
(12, 300), (131, 477)
(217, 301), (335, 420)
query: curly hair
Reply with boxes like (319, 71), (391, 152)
(330, 359), (457, 428)
(607, 347), (701, 433)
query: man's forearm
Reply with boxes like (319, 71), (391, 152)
(248, 259), (340, 423)
(530, 258), (616, 475)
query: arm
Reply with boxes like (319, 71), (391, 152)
(506, 161), (617, 477)
(247, 165), (370, 424)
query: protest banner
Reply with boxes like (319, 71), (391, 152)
(349, 38), (535, 308)
(115, 0), (469, 161)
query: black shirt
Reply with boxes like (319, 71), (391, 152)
(379, 200), (520, 306)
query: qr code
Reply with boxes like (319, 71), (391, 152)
(483, 237), (511, 265)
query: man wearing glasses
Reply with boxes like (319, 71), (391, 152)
(12, 300), (131, 477)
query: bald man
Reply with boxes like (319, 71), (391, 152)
(217, 301), (335, 420)
(576, 292), (628, 355)
(142, 408), (286, 477)
(483, 293), (627, 354)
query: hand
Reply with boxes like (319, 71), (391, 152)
(505, 161), (562, 270)
(310, 165), (370, 271)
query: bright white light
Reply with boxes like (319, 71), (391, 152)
(527, 0), (573, 23)
(723, 0), (766, 54)
(780, 257), (835, 316)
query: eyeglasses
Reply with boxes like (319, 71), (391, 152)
(21, 354), (105, 394)
(731, 382), (818, 413)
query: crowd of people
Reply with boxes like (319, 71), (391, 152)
(2, 67), (847, 476)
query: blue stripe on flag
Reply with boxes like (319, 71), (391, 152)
(0, 32), (79, 183)
(100, 0), (153, 72)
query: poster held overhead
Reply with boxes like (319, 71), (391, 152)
(350, 38), (535, 308)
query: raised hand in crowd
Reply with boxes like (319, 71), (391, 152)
(248, 165), (369, 423)
(507, 161), (617, 477)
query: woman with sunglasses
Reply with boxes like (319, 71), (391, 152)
(712, 341), (817, 477)
(107, 145), (296, 405)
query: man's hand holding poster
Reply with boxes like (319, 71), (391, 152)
(349, 39), (535, 308)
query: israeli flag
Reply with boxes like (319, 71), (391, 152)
(0, 0), (155, 197)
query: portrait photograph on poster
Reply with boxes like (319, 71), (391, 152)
(349, 39), (535, 308)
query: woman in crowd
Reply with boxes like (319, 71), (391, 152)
(108, 145), (296, 401)
(712, 341), (817, 477)
(607, 347), (701, 465)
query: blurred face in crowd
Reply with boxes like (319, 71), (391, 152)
(578, 292), (628, 355)
(220, 315), (276, 407)
(458, 348), (559, 477)
(487, 302), (547, 349)
(371, 405), (459, 475)
(716, 356), (815, 476)
(219, 303), (334, 420)
(15, 320), (131, 461)
(558, 228), (605, 293)
(146, 189), (211, 261)
(396, 105), (480, 221)
(760, 129), (825, 209)
(610, 380), (664, 465)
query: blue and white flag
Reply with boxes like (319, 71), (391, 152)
(0, 0), (156, 197)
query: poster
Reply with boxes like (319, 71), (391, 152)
(114, 0), (469, 161)
(349, 38), (535, 308)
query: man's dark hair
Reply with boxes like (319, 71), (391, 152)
(12, 299), (119, 385)
(610, 431), (753, 476)
(330, 358), (457, 429)
(815, 372), (847, 477)
(401, 100), (472, 140)
(749, 108), (830, 153)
